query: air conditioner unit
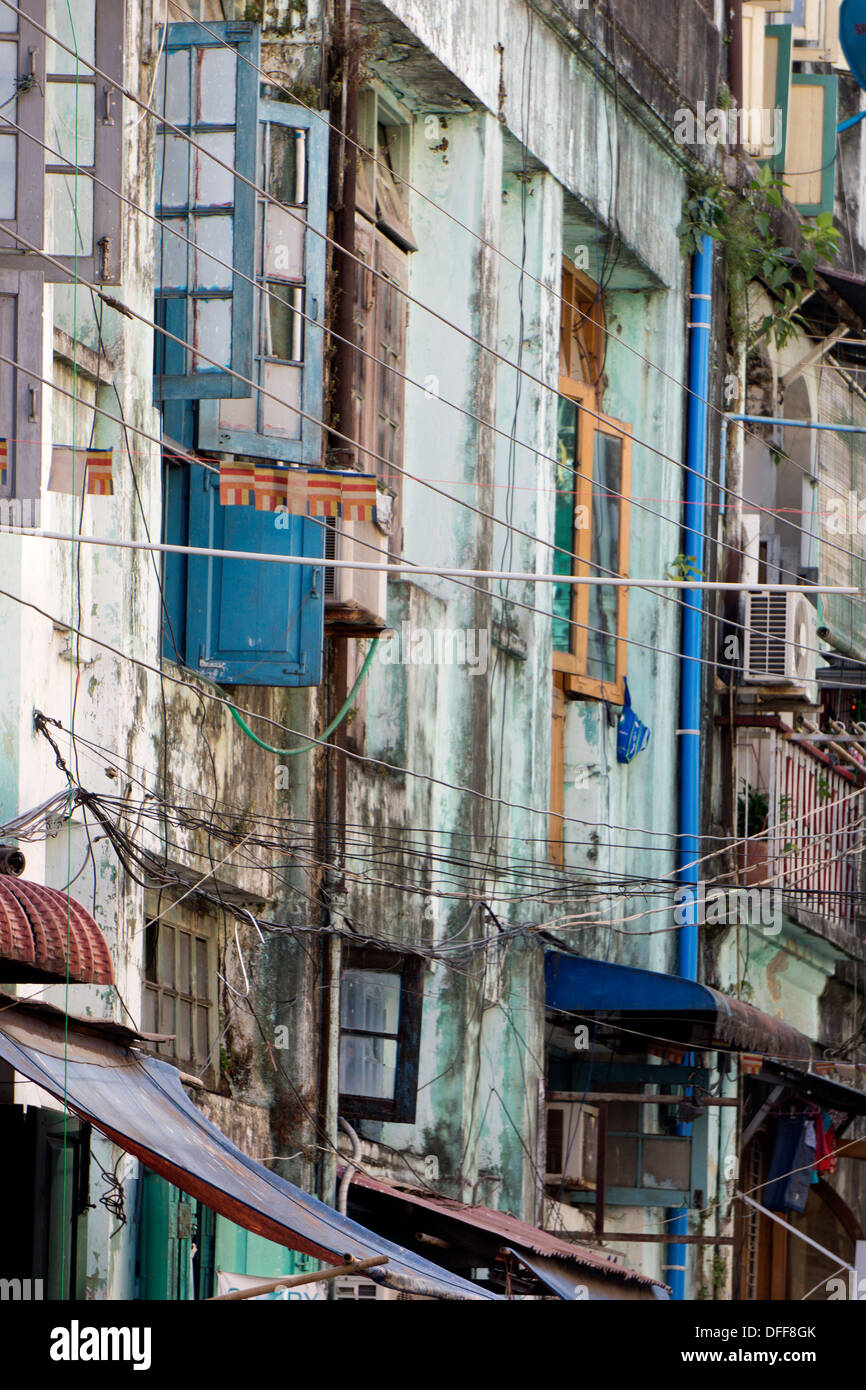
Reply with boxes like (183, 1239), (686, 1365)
(333, 1275), (401, 1300)
(743, 591), (817, 702)
(545, 1102), (598, 1188)
(324, 503), (391, 634)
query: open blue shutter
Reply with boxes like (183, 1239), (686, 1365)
(185, 471), (324, 686)
(198, 104), (329, 461)
(154, 21), (258, 400)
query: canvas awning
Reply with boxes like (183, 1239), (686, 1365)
(545, 954), (812, 1063)
(0, 996), (497, 1300)
(345, 1170), (669, 1299)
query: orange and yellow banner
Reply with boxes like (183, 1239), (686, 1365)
(218, 464), (379, 523)
(0, 438), (7, 488)
(253, 464), (288, 513)
(84, 450), (114, 496)
(306, 470), (342, 517)
(219, 460), (255, 507)
(48, 447), (114, 497)
(341, 474), (378, 522)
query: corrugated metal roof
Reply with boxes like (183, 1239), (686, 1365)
(348, 1171), (668, 1290)
(0, 878), (114, 985)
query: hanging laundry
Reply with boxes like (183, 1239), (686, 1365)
(764, 1114), (816, 1213)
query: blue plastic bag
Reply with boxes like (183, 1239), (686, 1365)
(616, 678), (651, 764)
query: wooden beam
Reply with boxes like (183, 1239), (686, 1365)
(549, 1091), (737, 1106)
(571, 1232), (735, 1245)
(207, 1254), (388, 1301)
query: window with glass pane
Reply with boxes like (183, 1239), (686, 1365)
(553, 396), (578, 652)
(154, 21), (257, 399)
(552, 380), (631, 702)
(338, 950), (423, 1122)
(339, 968), (401, 1101)
(143, 916), (215, 1079)
(197, 101), (328, 461)
(0, 1), (45, 259)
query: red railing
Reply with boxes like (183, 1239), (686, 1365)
(738, 733), (864, 933)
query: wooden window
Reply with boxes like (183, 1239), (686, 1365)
(351, 220), (406, 542)
(560, 257), (605, 394)
(549, 681), (567, 863)
(197, 100), (329, 460)
(154, 20), (259, 400)
(0, 0), (125, 282)
(552, 379), (631, 703)
(142, 908), (216, 1082)
(338, 946), (423, 1124)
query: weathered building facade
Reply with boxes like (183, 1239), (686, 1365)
(0, 0), (864, 1306)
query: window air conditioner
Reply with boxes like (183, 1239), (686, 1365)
(324, 497), (391, 633)
(334, 1276), (401, 1300)
(743, 591), (817, 701)
(545, 1102), (598, 1188)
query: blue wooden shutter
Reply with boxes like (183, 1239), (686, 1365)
(198, 103), (329, 461)
(154, 21), (258, 400)
(185, 471), (324, 686)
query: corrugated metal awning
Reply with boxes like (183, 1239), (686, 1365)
(0, 997), (497, 1300)
(346, 1170), (669, 1296)
(545, 953), (812, 1063)
(0, 878), (113, 985)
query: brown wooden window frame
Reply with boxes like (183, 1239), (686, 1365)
(142, 907), (217, 1085)
(553, 378), (632, 705)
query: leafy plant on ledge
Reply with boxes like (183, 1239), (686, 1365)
(678, 163), (840, 350)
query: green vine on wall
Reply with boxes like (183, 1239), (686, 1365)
(678, 164), (840, 350)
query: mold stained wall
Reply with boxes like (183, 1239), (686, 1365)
(0, 0), (324, 1295)
(348, 2), (690, 1219)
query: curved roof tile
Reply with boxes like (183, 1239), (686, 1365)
(0, 878), (113, 985)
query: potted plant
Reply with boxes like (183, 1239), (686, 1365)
(737, 781), (770, 887)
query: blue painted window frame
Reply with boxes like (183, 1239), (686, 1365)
(154, 21), (259, 401)
(549, 1061), (710, 1209)
(198, 102), (329, 462)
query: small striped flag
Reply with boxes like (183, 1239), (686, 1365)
(283, 468), (309, 515)
(85, 450), (114, 496)
(254, 464), (288, 513)
(341, 473), (378, 522)
(307, 470), (342, 517)
(219, 460), (255, 507)
(0, 438), (7, 488)
(740, 1053), (763, 1076)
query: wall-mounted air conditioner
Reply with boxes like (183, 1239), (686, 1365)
(743, 591), (818, 702)
(545, 1102), (598, 1188)
(334, 1275), (401, 1300)
(324, 497), (391, 634)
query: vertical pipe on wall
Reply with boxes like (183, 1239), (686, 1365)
(667, 234), (713, 1302)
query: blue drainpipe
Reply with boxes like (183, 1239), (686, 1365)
(667, 234), (713, 1301)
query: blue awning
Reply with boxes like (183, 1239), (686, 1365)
(545, 953), (811, 1062)
(0, 996), (498, 1300)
